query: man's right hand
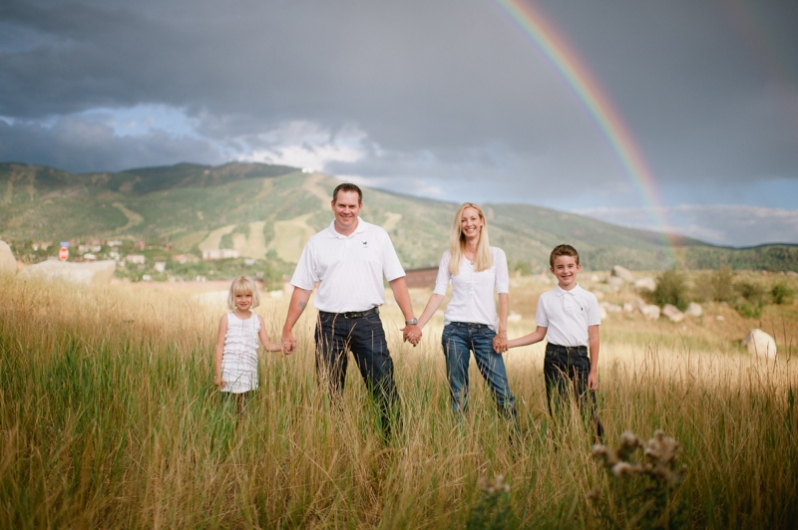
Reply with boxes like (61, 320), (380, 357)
(282, 329), (296, 355)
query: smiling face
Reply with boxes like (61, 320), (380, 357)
(551, 254), (581, 290)
(331, 190), (363, 235)
(234, 291), (253, 312)
(460, 206), (484, 243)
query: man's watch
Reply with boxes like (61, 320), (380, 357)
(405, 318), (418, 326)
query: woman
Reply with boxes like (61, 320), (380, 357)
(414, 203), (516, 419)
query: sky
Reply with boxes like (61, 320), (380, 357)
(1, 0), (797, 247)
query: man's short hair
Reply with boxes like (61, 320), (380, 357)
(332, 183), (363, 204)
(550, 244), (580, 268)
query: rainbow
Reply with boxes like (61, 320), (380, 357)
(493, 0), (679, 263)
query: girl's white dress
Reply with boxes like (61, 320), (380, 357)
(220, 312), (260, 393)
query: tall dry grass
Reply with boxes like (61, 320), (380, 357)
(1, 274), (797, 528)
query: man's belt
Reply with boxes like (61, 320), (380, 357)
(319, 307), (379, 319)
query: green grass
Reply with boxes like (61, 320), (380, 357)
(1, 275), (798, 528)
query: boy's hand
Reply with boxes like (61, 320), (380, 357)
(214, 375), (225, 389)
(492, 334), (508, 354)
(588, 372), (598, 391)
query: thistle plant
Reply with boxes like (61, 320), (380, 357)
(589, 430), (687, 529)
(467, 473), (517, 530)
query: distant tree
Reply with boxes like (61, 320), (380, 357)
(652, 269), (689, 311)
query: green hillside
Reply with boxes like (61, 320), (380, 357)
(2, 161), (797, 277)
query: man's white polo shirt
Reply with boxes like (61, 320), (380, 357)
(290, 217), (405, 313)
(535, 284), (601, 347)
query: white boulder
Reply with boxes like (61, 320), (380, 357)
(611, 265), (635, 283)
(662, 304), (684, 323)
(623, 302), (636, 313)
(0, 240), (17, 274)
(742, 329), (777, 359)
(606, 276), (625, 291)
(599, 305), (608, 320)
(634, 277), (657, 291)
(640, 304), (661, 320)
(601, 302), (622, 313)
(685, 302), (703, 317)
(18, 259), (116, 285)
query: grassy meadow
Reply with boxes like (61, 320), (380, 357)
(1, 272), (797, 529)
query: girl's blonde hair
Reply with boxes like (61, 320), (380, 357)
(449, 202), (493, 275)
(227, 275), (261, 310)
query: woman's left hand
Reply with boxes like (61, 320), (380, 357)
(492, 334), (508, 354)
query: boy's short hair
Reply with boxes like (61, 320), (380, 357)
(227, 275), (261, 310)
(550, 244), (580, 268)
(332, 183), (363, 204)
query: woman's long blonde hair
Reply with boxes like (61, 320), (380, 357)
(449, 202), (493, 275)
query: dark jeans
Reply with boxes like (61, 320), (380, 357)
(315, 310), (401, 438)
(544, 343), (604, 440)
(441, 322), (516, 420)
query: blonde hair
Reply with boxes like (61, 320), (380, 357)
(449, 202), (493, 275)
(227, 275), (261, 310)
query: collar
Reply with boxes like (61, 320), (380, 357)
(326, 216), (366, 239)
(555, 283), (580, 296)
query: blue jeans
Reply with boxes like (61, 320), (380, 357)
(543, 343), (604, 440)
(315, 310), (401, 437)
(441, 322), (516, 419)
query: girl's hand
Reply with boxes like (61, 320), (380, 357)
(214, 375), (225, 388)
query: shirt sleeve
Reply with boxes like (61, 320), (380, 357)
(586, 291), (601, 326)
(494, 247), (509, 294)
(432, 251), (452, 296)
(290, 241), (318, 290)
(379, 227), (405, 281)
(535, 293), (549, 328)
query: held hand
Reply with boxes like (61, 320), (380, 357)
(282, 330), (296, 355)
(402, 324), (422, 346)
(588, 372), (598, 391)
(492, 331), (508, 354)
(214, 375), (225, 389)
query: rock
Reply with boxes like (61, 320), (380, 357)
(606, 276), (625, 291)
(623, 302), (636, 313)
(17, 259), (116, 285)
(0, 240), (17, 274)
(599, 305), (608, 320)
(589, 274), (601, 282)
(634, 277), (657, 291)
(594, 290), (605, 300)
(601, 302), (622, 313)
(508, 311), (522, 323)
(742, 329), (777, 359)
(716, 315), (724, 321)
(662, 304), (684, 323)
(685, 302), (703, 317)
(640, 304), (661, 320)
(611, 265), (635, 283)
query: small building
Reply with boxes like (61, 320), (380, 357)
(126, 254), (146, 265)
(202, 249), (239, 260)
(405, 267), (439, 289)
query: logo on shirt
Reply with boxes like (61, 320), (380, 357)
(361, 240), (369, 248)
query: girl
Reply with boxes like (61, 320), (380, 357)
(214, 276), (281, 409)
(414, 203), (517, 421)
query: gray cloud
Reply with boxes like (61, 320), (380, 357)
(1, 0), (797, 245)
(580, 204), (798, 247)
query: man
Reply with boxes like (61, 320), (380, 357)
(282, 183), (421, 438)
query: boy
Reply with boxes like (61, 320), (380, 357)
(507, 244), (604, 440)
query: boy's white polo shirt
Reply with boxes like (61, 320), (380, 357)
(535, 283), (600, 347)
(290, 217), (405, 313)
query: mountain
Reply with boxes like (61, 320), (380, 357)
(2, 161), (797, 272)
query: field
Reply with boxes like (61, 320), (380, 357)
(1, 272), (797, 529)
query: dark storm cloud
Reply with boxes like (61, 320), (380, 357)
(1, 0), (797, 192)
(0, 116), (223, 173)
